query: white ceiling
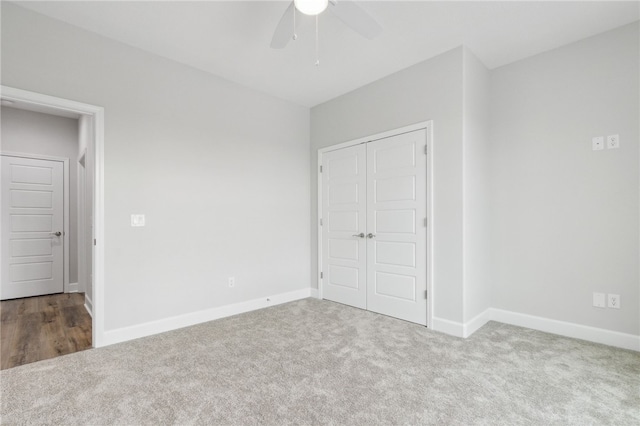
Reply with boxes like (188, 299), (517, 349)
(13, 1), (640, 107)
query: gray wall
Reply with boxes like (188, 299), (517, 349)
(312, 47), (465, 323)
(462, 48), (492, 323)
(1, 106), (80, 285)
(2, 3), (310, 331)
(489, 22), (639, 334)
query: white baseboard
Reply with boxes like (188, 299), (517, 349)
(432, 309), (492, 338)
(66, 282), (78, 293)
(463, 309), (492, 338)
(102, 288), (313, 347)
(433, 308), (639, 351)
(490, 308), (640, 352)
(84, 294), (93, 318)
(432, 317), (464, 337)
(310, 288), (320, 299)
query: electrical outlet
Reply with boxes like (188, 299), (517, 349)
(228, 277), (235, 288)
(592, 136), (604, 151)
(593, 292), (605, 308)
(606, 134), (619, 149)
(608, 294), (620, 309)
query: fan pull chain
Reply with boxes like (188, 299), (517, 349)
(315, 15), (320, 66)
(292, 6), (297, 40)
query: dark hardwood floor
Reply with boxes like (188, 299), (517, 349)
(0, 293), (92, 370)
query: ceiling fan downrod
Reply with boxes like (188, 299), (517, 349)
(315, 15), (320, 66)
(292, 6), (298, 41)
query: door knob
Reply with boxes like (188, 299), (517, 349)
(367, 233), (376, 239)
(50, 231), (62, 237)
(352, 233), (365, 238)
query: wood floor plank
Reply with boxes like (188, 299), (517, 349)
(39, 295), (59, 324)
(0, 299), (19, 322)
(0, 319), (17, 370)
(17, 297), (39, 315)
(10, 312), (43, 367)
(61, 305), (92, 352)
(57, 293), (81, 308)
(1, 293), (92, 370)
(39, 296), (70, 360)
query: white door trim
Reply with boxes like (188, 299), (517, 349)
(0, 152), (71, 294)
(77, 148), (87, 295)
(1, 85), (106, 347)
(317, 120), (434, 329)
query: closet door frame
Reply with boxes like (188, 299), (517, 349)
(317, 120), (434, 329)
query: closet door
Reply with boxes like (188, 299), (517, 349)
(366, 130), (427, 325)
(321, 144), (367, 309)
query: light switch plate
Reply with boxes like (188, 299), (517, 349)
(606, 134), (619, 149)
(131, 214), (145, 227)
(592, 137), (604, 151)
(593, 292), (605, 308)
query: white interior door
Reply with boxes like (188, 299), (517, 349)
(1, 155), (65, 300)
(320, 128), (428, 325)
(321, 144), (367, 309)
(366, 130), (427, 325)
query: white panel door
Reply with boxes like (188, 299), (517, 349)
(366, 130), (427, 325)
(1, 155), (64, 300)
(321, 144), (367, 309)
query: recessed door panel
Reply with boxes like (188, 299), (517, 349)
(11, 214), (53, 232)
(375, 175), (415, 202)
(375, 272), (416, 301)
(374, 143), (416, 172)
(2, 156), (64, 300)
(375, 210), (415, 234)
(11, 190), (53, 208)
(328, 211), (359, 232)
(11, 239), (53, 257)
(10, 262), (53, 282)
(376, 241), (416, 268)
(329, 183), (359, 205)
(11, 164), (53, 185)
(328, 265), (359, 289)
(326, 156), (358, 179)
(329, 238), (359, 261)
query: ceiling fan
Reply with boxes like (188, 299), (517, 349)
(270, 0), (383, 50)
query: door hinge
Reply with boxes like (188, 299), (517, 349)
(424, 290), (428, 299)
(424, 145), (428, 155)
(320, 165), (323, 173)
(320, 218), (323, 226)
(424, 217), (427, 227)
(320, 272), (323, 279)
(94, 238), (96, 246)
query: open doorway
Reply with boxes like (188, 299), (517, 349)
(0, 86), (104, 368)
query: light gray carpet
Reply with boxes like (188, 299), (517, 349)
(1, 298), (639, 425)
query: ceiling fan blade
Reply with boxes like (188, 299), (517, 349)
(270, 1), (299, 49)
(328, 0), (382, 40)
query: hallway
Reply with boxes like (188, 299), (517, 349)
(1, 293), (91, 370)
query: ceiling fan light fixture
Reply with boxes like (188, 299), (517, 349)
(294, 0), (328, 16)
